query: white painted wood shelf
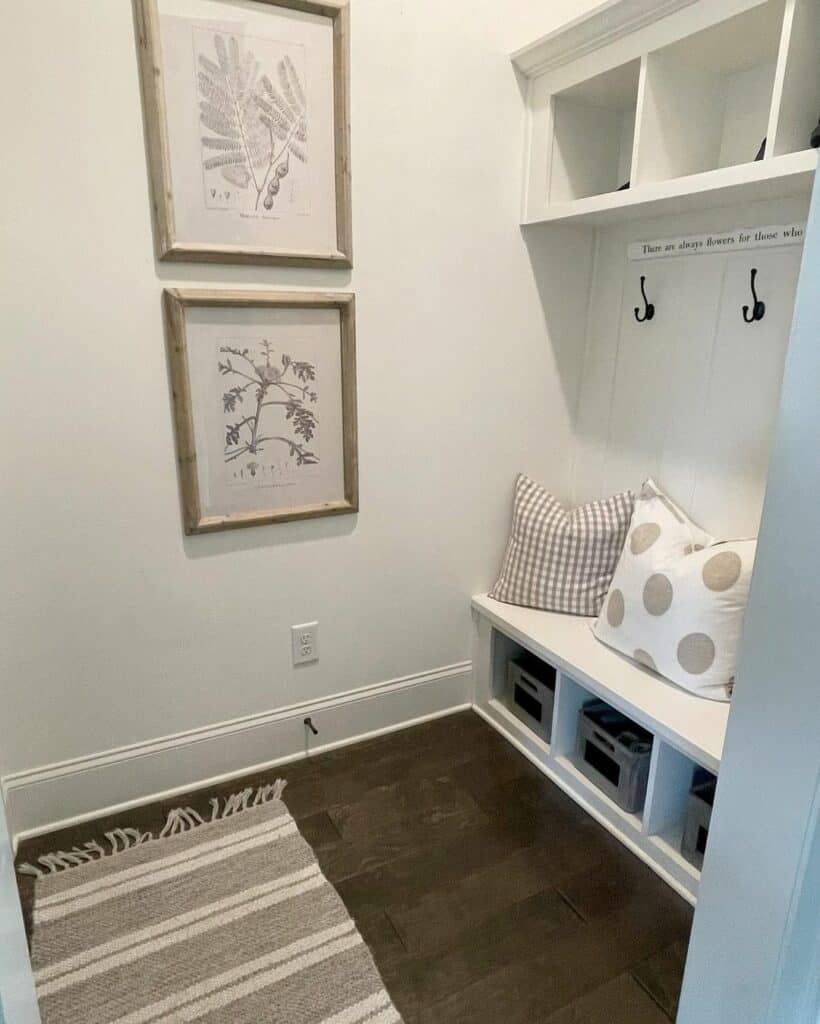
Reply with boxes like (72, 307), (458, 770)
(471, 594), (730, 902)
(515, 0), (820, 226)
(524, 150), (817, 226)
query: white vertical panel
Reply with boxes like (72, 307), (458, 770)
(690, 248), (802, 536)
(551, 673), (589, 758)
(677, 159), (820, 1024)
(603, 256), (725, 500)
(643, 740), (696, 838)
(766, 782), (820, 1024)
(654, 257), (728, 511)
(523, 75), (555, 222)
(0, 797), (40, 1024)
(571, 230), (627, 506)
(617, 110), (637, 186)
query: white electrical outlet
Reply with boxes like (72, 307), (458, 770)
(291, 622), (319, 665)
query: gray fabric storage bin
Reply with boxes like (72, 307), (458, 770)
(575, 700), (653, 813)
(506, 653), (556, 743)
(681, 773), (717, 870)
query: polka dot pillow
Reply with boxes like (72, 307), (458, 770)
(593, 479), (756, 702)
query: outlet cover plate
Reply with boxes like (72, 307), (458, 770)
(291, 622), (319, 666)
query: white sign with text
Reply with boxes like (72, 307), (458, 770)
(629, 224), (806, 261)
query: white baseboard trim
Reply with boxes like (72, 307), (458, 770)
(3, 661), (473, 846)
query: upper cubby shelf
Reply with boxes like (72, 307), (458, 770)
(550, 60), (641, 203)
(515, 0), (820, 226)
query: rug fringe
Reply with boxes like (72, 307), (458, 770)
(17, 779), (288, 878)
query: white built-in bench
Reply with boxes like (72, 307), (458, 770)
(471, 593), (731, 904)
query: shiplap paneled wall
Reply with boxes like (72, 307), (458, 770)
(569, 197), (809, 538)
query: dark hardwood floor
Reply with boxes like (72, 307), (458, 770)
(17, 710), (692, 1022)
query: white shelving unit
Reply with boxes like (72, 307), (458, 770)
(486, 0), (820, 1010)
(472, 594), (729, 903)
(517, 0), (820, 226)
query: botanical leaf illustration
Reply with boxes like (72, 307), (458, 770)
(221, 165), (252, 189)
(222, 383), (252, 413)
(198, 35), (267, 203)
(219, 341), (319, 472)
(281, 56), (305, 111)
(198, 32), (309, 213)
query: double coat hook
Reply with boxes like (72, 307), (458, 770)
(633, 268), (767, 325)
(634, 275), (655, 323)
(743, 268), (766, 323)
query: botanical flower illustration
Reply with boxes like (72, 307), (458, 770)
(198, 33), (308, 212)
(219, 340), (319, 471)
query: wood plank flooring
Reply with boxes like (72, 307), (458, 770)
(16, 711), (692, 1022)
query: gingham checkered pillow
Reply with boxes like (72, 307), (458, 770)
(490, 474), (634, 616)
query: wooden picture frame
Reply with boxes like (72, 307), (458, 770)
(135, 0), (352, 267)
(164, 289), (358, 533)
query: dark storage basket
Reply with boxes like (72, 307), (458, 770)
(681, 771), (717, 870)
(506, 652), (556, 744)
(575, 700), (653, 813)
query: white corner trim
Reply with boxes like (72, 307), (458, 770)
(511, 0), (700, 77)
(3, 662), (472, 845)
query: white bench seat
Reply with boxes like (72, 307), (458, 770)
(472, 593), (729, 772)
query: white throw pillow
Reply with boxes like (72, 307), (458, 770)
(593, 479), (755, 702)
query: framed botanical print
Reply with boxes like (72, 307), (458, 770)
(164, 289), (358, 533)
(135, 0), (352, 266)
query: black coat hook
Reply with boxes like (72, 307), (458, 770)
(742, 268), (766, 323)
(634, 276), (655, 323)
(304, 717), (319, 736)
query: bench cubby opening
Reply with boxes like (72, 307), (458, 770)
(489, 628), (557, 754)
(643, 742), (718, 877)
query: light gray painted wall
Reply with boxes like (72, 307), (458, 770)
(0, 0), (599, 789)
(678, 167), (820, 1024)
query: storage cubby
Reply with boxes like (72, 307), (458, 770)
(573, 699), (654, 814)
(550, 674), (650, 832)
(771, 0), (820, 157)
(643, 741), (718, 879)
(519, 0), (818, 225)
(681, 769), (717, 870)
(549, 60), (640, 203)
(635, 1), (784, 184)
(488, 628), (556, 753)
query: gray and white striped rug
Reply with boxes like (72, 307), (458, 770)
(25, 784), (402, 1024)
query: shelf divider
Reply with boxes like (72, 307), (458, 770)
(628, 55), (650, 188)
(551, 671), (588, 758)
(643, 739), (695, 838)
